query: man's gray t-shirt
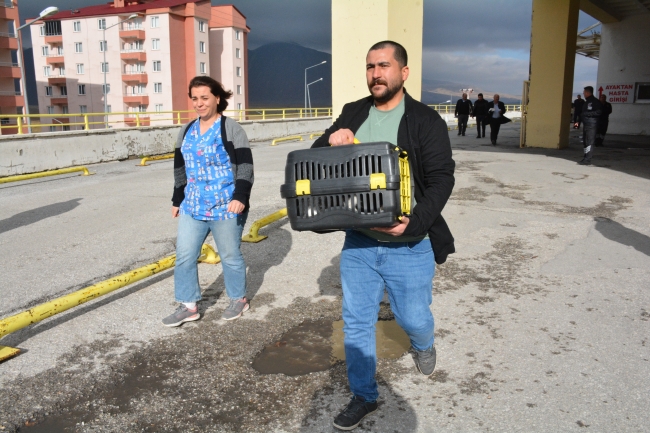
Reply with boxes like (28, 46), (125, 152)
(354, 95), (425, 243)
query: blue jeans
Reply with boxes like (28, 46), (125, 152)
(174, 213), (248, 303)
(340, 230), (435, 402)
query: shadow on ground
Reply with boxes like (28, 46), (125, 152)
(594, 217), (650, 257)
(0, 198), (82, 235)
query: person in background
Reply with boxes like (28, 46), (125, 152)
(162, 76), (254, 327)
(312, 40), (455, 431)
(472, 93), (489, 139)
(485, 94), (510, 145)
(454, 93), (473, 136)
(596, 94), (612, 147)
(574, 86), (602, 165)
(572, 94), (585, 128)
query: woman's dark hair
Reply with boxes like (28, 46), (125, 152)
(188, 76), (232, 113)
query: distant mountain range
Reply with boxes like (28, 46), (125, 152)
(248, 43), (520, 108)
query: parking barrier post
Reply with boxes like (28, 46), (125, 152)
(242, 208), (288, 243)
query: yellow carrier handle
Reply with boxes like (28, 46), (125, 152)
(353, 137), (360, 144)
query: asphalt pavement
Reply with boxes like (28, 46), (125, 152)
(1, 123), (649, 432)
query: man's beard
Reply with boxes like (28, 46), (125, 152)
(369, 79), (403, 104)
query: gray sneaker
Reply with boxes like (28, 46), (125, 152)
(162, 305), (200, 327)
(222, 297), (249, 321)
(409, 345), (437, 376)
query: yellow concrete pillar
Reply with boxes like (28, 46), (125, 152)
(525, 0), (580, 149)
(331, 0), (423, 119)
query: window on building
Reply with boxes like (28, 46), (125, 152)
(237, 85), (241, 95)
(235, 30), (241, 40)
(39, 26), (45, 36)
(237, 103), (242, 110)
(154, 82), (162, 93)
(43, 66), (51, 76)
(76, 64), (84, 74)
(60, 86), (67, 96)
(199, 41), (205, 53)
(60, 66), (66, 76)
(200, 62), (206, 74)
(198, 20), (205, 32)
(62, 105), (69, 114)
(75, 42), (83, 53)
(155, 104), (163, 112)
(150, 16), (159, 28)
(56, 46), (64, 55)
(103, 84), (110, 94)
(45, 86), (53, 96)
(153, 61), (161, 72)
(78, 84), (86, 95)
(236, 48), (241, 59)
(41, 46), (49, 56)
(138, 104), (147, 112)
(47, 106), (54, 114)
(106, 105), (111, 113)
(80, 105), (87, 114)
(98, 18), (106, 30)
(236, 66), (241, 77)
(73, 21), (81, 32)
(101, 62), (109, 73)
(636, 83), (650, 102)
(100, 40), (107, 52)
(152, 38), (160, 50)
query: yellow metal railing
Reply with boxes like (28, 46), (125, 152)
(271, 135), (304, 146)
(0, 244), (220, 362)
(139, 153), (174, 166)
(0, 166), (92, 184)
(242, 208), (288, 243)
(0, 107), (333, 136)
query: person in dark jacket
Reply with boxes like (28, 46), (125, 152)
(312, 40), (454, 431)
(472, 93), (489, 138)
(572, 94), (585, 127)
(596, 94), (612, 147)
(485, 94), (510, 145)
(574, 86), (602, 165)
(454, 93), (473, 136)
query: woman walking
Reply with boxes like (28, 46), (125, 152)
(162, 76), (254, 327)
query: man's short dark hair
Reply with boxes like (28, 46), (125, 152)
(478, 93), (483, 97)
(188, 76), (233, 113)
(584, 86), (594, 94)
(368, 40), (408, 67)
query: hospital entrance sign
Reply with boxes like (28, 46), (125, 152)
(598, 83), (634, 103)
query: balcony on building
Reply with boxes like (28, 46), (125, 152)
(45, 54), (65, 65)
(43, 20), (62, 44)
(47, 75), (66, 85)
(124, 93), (149, 105)
(50, 96), (67, 105)
(0, 61), (20, 78)
(0, 0), (17, 20)
(0, 31), (17, 49)
(122, 71), (147, 84)
(120, 49), (146, 62)
(0, 90), (22, 106)
(119, 21), (145, 40)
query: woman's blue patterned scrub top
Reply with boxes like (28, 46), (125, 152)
(179, 118), (237, 221)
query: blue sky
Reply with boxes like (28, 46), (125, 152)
(18, 0), (601, 98)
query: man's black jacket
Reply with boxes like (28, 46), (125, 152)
(473, 99), (489, 116)
(580, 95), (603, 121)
(312, 90), (456, 264)
(485, 101), (511, 124)
(455, 99), (473, 116)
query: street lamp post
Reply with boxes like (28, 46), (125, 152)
(16, 6), (58, 134)
(304, 61), (326, 111)
(307, 77), (323, 116)
(103, 13), (139, 129)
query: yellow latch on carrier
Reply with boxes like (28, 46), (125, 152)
(369, 173), (387, 190)
(296, 179), (311, 196)
(398, 152), (412, 215)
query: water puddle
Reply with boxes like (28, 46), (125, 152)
(252, 319), (411, 376)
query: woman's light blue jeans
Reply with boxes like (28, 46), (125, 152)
(340, 230), (435, 402)
(174, 212), (248, 303)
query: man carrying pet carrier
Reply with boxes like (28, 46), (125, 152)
(312, 40), (455, 431)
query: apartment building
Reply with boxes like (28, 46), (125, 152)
(0, 0), (23, 134)
(29, 0), (249, 130)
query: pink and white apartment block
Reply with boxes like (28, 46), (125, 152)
(29, 0), (249, 130)
(0, 0), (24, 134)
